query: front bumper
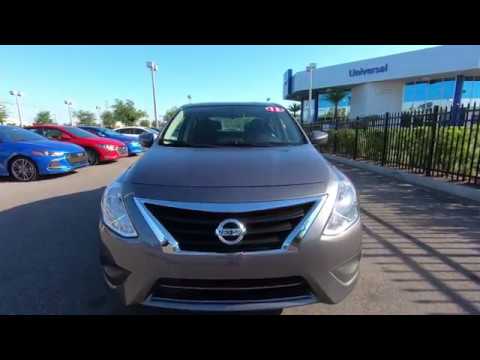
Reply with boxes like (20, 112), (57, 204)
(98, 150), (122, 162)
(127, 142), (144, 155)
(99, 205), (362, 312)
(35, 154), (89, 175)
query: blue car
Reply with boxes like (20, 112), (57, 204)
(78, 126), (144, 156)
(0, 125), (89, 182)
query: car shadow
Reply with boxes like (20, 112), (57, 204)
(0, 188), (280, 315)
(330, 160), (480, 314)
(0, 171), (81, 183)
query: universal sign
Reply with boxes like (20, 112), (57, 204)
(349, 64), (388, 77)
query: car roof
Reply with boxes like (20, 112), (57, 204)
(30, 124), (65, 128)
(0, 125), (22, 131)
(116, 126), (146, 129)
(180, 102), (284, 109)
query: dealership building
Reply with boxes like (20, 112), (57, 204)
(283, 45), (480, 123)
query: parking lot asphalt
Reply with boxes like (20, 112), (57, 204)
(1, 155), (480, 315)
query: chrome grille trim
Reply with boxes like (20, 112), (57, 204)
(134, 195), (327, 254)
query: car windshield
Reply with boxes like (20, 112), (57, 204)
(160, 105), (307, 147)
(95, 128), (120, 137)
(0, 126), (46, 142)
(65, 126), (98, 138)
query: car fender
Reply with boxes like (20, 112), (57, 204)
(7, 153), (39, 175)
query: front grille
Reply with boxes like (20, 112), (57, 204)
(66, 152), (87, 164)
(150, 276), (312, 302)
(144, 201), (314, 253)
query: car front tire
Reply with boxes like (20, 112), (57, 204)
(9, 156), (39, 182)
(86, 149), (99, 165)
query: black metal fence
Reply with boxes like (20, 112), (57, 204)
(303, 104), (480, 185)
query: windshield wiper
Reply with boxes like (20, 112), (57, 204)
(219, 142), (295, 147)
(160, 140), (218, 148)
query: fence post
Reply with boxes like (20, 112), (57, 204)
(353, 120), (359, 160)
(425, 106), (439, 177)
(381, 112), (390, 166)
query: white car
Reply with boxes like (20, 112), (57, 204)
(113, 126), (159, 139)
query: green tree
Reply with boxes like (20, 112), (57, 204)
(164, 106), (179, 122)
(111, 99), (147, 126)
(139, 119), (151, 128)
(75, 110), (97, 125)
(101, 110), (116, 128)
(288, 103), (301, 118)
(34, 111), (54, 124)
(0, 104), (7, 125)
(325, 90), (349, 122)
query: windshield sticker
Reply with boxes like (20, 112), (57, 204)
(265, 106), (285, 112)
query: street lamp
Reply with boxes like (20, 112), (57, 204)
(95, 106), (102, 125)
(146, 61), (159, 128)
(187, 95), (192, 104)
(64, 100), (73, 126)
(266, 97), (271, 102)
(9, 90), (24, 127)
(306, 63), (317, 123)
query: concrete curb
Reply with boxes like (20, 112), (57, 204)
(323, 154), (480, 203)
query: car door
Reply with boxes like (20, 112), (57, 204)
(0, 133), (10, 175)
(43, 128), (65, 141)
(30, 128), (46, 137)
(120, 128), (138, 138)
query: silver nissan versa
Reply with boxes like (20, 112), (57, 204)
(99, 102), (362, 313)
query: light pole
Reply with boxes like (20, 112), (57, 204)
(306, 63), (317, 123)
(96, 106), (102, 125)
(187, 95), (192, 104)
(64, 100), (73, 126)
(146, 61), (159, 128)
(9, 90), (24, 127)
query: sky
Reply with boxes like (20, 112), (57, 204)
(0, 45), (438, 125)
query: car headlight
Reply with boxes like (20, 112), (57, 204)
(323, 172), (359, 236)
(101, 182), (138, 238)
(32, 150), (65, 157)
(99, 144), (117, 151)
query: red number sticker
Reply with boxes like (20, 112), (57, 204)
(265, 106), (285, 113)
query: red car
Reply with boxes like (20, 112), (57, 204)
(27, 124), (128, 165)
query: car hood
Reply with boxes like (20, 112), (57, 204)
(82, 137), (125, 146)
(104, 133), (135, 143)
(20, 140), (85, 153)
(128, 144), (332, 187)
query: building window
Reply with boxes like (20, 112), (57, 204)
(318, 91), (351, 120)
(461, 76), (480, 106)
(402, 78), (455, 111)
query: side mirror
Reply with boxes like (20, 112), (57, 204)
(139, 132), (154, 148)
(310, 130), (328, 146)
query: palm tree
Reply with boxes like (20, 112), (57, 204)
(325, 89), (348, 122)
(0, 104), (7, 125)
(288, 103), (301, 119)
(325, 90), (348, 154)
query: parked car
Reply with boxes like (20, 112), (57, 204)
(0, 125), (88, 181)
(114, 126), (159, 139)
(78, 126), (144, 156)
(26, 124), (128, 165)
(150, 127), (164, 133)
(99, 102), (362, 313)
